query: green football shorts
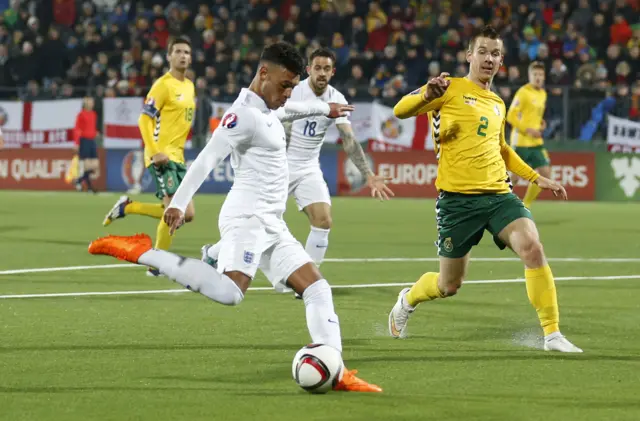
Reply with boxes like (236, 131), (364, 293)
(514, 145), (551, 169)
(435, 191), (533, 258)
(148, 161), (187, 200)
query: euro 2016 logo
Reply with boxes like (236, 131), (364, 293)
(121, 150), (153, 190)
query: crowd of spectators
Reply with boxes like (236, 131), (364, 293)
(0, 0), (638, 138)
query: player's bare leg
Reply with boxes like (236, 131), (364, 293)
(287, 263), (382, 392)
(389, 254), (470, 338)
(103, 196), (167, 227)
(146, 197), (195, 277)
(523, 165), (551, 209)
(498, 217), (582, 352)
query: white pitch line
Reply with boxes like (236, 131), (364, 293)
(1, 275), (639, 300)
(0, 263), (134, 275)
(1, 257), (639, 276)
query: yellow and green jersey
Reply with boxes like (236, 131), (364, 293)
(393, 77), (539, 194)
(139, 72), (196, 167)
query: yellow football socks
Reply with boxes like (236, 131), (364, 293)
(155, 219), (173, 250)
(124, 202), (165, 219)
(523, 183), (542, 209)
(405, 272), (444, 307)
(525, 265), (560, 336)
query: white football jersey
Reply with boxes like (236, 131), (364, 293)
(169, 88), (331, 229)
(218, 88), (290, 227)
(287, 78), (350, 167)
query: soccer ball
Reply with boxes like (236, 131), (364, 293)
(292, 344), (343, 394)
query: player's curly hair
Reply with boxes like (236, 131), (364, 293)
(468, 25), (501, 51)
(260, 42), (305, 76)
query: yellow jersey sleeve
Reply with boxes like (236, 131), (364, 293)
(499, 118), (539, 183)
(142, 80), (169, 118)
(393, 83), (450, 119)
(139, 78), (171, 157)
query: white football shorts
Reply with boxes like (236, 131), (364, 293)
(288, 167), (331, 211)
(216, 215), (312, 292)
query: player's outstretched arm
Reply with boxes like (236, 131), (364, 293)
(498, 120), (565, 197)
(393, 72), (450, 119)
(499, 119), (539, 183)
(275, 101), (354, 122)
(337, 123), (393, 200)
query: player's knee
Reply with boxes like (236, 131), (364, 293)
(439, 274), (464, 296)
(442, 279), (463, 296)
(225, 288), (244, 306)
(312, 215), (332, 230)
(184, 210), (195, 223)
(520, 238), (545, 267)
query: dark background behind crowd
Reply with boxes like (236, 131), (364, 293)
(0, 0), (638, 142)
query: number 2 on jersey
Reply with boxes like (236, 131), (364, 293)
(477, 116), (489, 137)
(303, 121), (317, 136)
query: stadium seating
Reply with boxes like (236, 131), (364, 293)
(0, 0), (638, 140)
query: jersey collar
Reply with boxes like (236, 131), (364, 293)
(239, 88), (270, 114)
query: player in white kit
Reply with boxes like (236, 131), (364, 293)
(285, 48), (394, 270)
(201, 49), (394, 297)
(87, 42), (382, 393)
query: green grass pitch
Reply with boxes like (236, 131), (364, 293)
(1, 191), (639, 421)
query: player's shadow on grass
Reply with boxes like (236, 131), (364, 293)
(150, 369), (289, 385)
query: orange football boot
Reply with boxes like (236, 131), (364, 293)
(333, 368), (382, 393)
(88, 233), (153, 263)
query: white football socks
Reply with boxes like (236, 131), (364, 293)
(138, 249), (243, 305)
(305, 226), (330, 266)
(303, 279), (342, 352)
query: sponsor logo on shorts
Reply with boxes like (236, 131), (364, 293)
(166, 176), (174, 189)
(243, 250), (254, 264)
(443, 237), (454, 253)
